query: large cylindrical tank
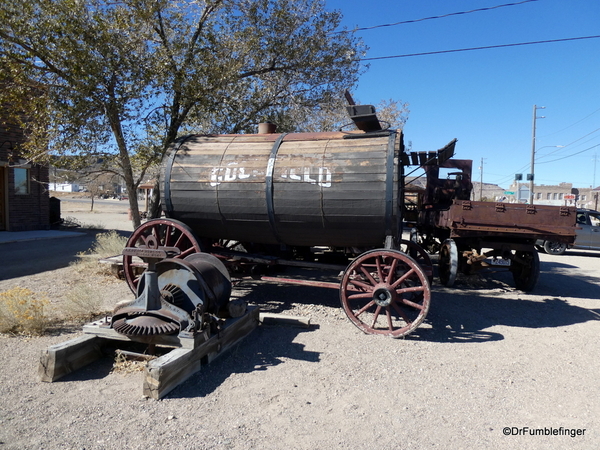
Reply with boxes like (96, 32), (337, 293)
(161, 130), (404, 248)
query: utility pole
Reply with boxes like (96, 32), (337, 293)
(529, 105), (545, 204)
(479, 157), (485, 201)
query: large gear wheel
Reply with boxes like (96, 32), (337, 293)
(112, 314), (180, 336)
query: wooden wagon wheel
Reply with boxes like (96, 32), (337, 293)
(398, 239), (433, 284)
(511, 250), (540, 292)
(123, 218), (203, 293)
(438, 239), (459, 287)
(340, 249), (431, 338)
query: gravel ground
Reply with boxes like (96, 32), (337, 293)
(0, 197), (599, 449)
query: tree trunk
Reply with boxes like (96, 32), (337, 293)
(148, 178), (161, 219)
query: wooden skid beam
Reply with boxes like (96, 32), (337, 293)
(143, 306), (260, 399)
(39, 335), (105, 382)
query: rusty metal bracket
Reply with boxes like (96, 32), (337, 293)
(495, 203), (506, 213)
(461, 200), (472, 210)
(559, 206), (570, 216)
(526, 205), (537, 214)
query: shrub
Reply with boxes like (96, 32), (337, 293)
(89, 230), (128, 258)
(0, 287), (50, 335)
(61, 283), (106, 321)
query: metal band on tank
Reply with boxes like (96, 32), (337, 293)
(162, 135), (195, 217)
(265, 133), (289, 244)
(385, 131), (397, 237)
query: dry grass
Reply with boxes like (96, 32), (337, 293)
(111, 351), (156, 374)
(71, 230), (128, 277)
(0, 287), (50, 335)
(61, 282), (106, 321)
(62, 231), (128, 321)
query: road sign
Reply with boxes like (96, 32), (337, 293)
(564, 194), (576, 200)
(504, 191), (515, 195)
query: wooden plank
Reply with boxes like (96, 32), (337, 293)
(259, 312), (311, 328)
(39, 335), (105, 382)
(142, 307), (260, 400)
(82, 320), (209, 350)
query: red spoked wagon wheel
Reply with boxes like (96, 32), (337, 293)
(340, 249), (431, 338)
(123, 218), (203, 293)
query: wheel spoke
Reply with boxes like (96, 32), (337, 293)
(400, 298), (424, 310)
(386, 258), (398, 284)
(358, 265), (378, 286)
(375, 256), (384, 283)
(385, 308), (394, 331)
(391, 301), (412, 324)
(395, 285), (425, 295)
(348, 292), (374, 301)
(355, 300), (376, 317)
(348, 278), (374, 292)
(390, 267), (416, 290)
(164, 225), (173, 247)
(371, 305), (382, 328)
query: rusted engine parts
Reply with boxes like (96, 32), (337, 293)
(112, 238), (231, 340)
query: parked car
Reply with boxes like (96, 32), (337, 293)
(536, 208), (600, 255)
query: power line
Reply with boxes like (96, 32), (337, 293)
(333, 0), (539, 34)
(538, 143), (600, 164)
(359, 35), (600, 61)
(537, 127), (600, 161)
(538, 106), (600, 139)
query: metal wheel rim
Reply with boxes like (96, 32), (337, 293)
(123, 218), (203, 293)
(439, 239), (458, 287)
(511, 250), (540, 292)
(339, 249), (431, 338)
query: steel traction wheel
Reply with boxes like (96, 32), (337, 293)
(123, 218), (203, 293)
(439, 239), (459, 287)
(511, 250), (540, 292)
(340, 249), (431, 338)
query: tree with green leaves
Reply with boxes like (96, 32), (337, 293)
(1, 0), (369, 227)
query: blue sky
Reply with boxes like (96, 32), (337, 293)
(325, 0), (600, 189)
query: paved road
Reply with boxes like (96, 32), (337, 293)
(0, 229), (130, 281)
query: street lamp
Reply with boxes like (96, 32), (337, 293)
(529, 105), (545, 204)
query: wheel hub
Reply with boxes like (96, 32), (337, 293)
(373, 285), (394, 307)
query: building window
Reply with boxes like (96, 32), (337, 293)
(536, 192), (542, 199)
(14, 168), (30, 195)
(553, 193), (558, 200)
(581, 195), (586, 201)
(559, 193), (563, 200)
(546, 193), (551, 200)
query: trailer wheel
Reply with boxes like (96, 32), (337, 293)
(511, 250), (540, 292)
(123, 218), (203, 293)
(439, 239), (459, 287)
(340, 249), (431, 338)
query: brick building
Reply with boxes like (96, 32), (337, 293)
(507, 181), (600, 210)
(0, 119), (50, 231)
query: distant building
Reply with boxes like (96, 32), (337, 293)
(49, 183), (80, 193)
(507, 181), (599, 209)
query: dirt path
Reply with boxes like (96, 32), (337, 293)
(0, 200), (599, 449)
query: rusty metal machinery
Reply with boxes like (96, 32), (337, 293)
(112, 235), (231, 341)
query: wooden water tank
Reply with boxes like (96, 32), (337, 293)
(161, 130), (404, 248)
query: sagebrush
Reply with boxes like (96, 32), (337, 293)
(0, 287), (50, 335)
